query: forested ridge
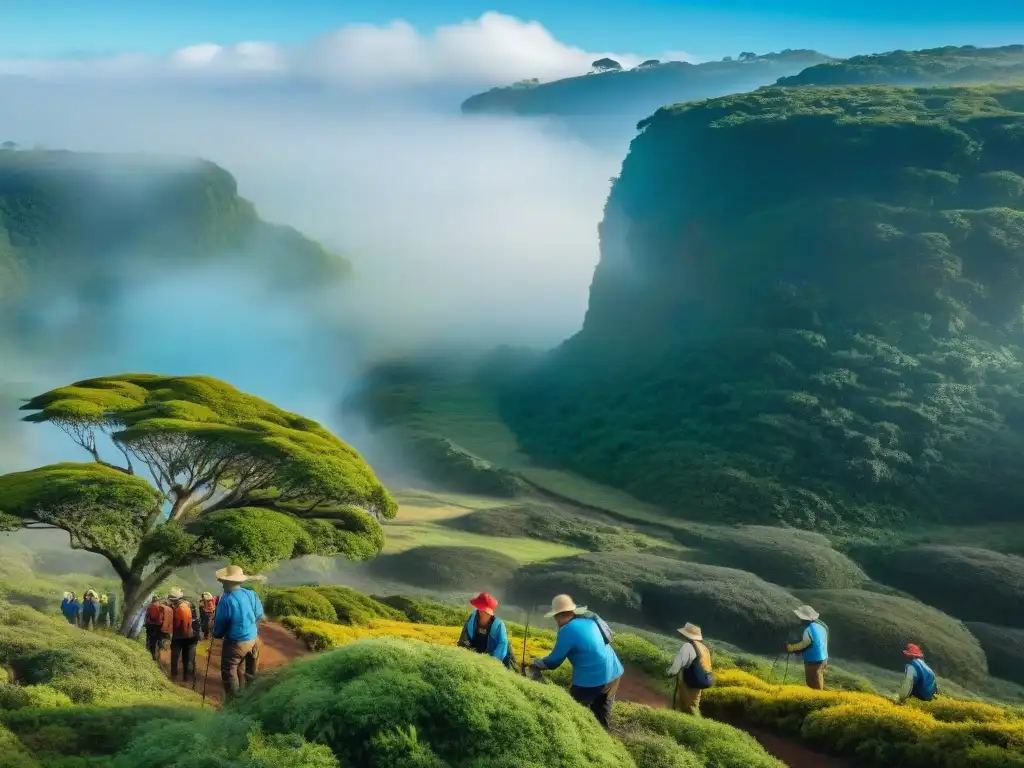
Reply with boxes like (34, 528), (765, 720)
(776, 44), (1024, 88)
(498, 83), (1024, 531)
(0, 149), (348, 312)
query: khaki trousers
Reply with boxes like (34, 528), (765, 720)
(804, 660), (827, 690)
(673, 678), (702, 715)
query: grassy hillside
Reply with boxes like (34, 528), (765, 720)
(498, 83), (1024, 535)
(777, 44), (1024, 87)
(0, 149), (349, 317)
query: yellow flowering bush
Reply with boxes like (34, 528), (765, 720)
(907, 697), (1014, 724)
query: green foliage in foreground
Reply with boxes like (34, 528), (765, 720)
(443, 502), (655, 552)
(234, 638), (637, 767)
(500, 82), (1024, 534)
(0, 600), (196, 707)
(798, 589), (988, 684)
(856, 544), (1024, 627)
(369, 544), (521, 591)
(777, 43), (1024, 88)
(1, 373), (393, 632)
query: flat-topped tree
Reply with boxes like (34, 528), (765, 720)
(0, 374), (397, 634)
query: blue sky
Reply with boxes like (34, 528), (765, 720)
(3, 0), (1023, 61)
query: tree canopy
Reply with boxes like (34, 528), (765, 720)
(0, 374), (394, 630)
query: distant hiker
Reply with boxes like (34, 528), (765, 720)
(80, 589), (99, 630)
(98, 594), (112, 628)
(896, 643), (938, 704)
(668, 623), (714, 715)
(785, 605), (829, 690)
(212, 565), (266, 697)
(144, 596), (165, 660)
(530, 594), (624, 730)
(458, 592), (514, 668)
(199, 592), (216, 640)
(60, 592), (80, 625)
(168, 588), (199, 682)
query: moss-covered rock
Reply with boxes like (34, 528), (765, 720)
(263, 587), (338, 623)
(369, 545), (521, 591)
(500, 84), (1024, 533)
(234, 638), (637, 767)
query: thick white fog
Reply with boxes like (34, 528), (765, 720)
(0, 13), (643, 470)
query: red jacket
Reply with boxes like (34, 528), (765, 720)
(145, 602), (163, 626)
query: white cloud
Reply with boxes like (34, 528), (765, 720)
(0, 12), (694, 87)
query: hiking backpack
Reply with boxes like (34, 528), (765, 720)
(911, 659), (938, 701)
(682, 641), (715, 690)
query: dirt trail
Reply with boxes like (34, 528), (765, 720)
(617, 665), (852, 768)
(158, 622), (308, 706)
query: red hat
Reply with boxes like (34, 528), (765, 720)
(469, 592), (498, 614)
(903, 643), (924, 658)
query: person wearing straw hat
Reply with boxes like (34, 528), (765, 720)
(667, 623), (714, 715)
(895, 643), (937, 704)
(212, 564), (266, 697)
(167, 587), (199, 682)
(458, 592), (514, 668)
(785, 604), (829, 690)
(198, 592), (216, 640)
(529, 594), (624, 730)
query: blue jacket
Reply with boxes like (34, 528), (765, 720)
(213, 587), (264, 642)
(460, 612), (509, 663)
(788, 620), (829, 663)
(909, 658), (938, 700)
(537, 615), (623, 688)
(61, 599), (80, 620)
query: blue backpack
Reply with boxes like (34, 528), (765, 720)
(682, 641), (716, 690)
(911, 659), (938, 701)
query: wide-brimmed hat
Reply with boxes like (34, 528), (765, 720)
(469, 592), (498, 614)
(167, 587), (184, 600)
(794, 605), (820, 622)
(903, 643), (924, 659)
(215, 564), (264, 583)
(544, 594), (587, 618)
(677, 623), (703, 641)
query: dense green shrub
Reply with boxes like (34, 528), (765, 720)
(859, 545), (1024, 627)
(113, 712), (338, 768)
(374, 595), (468, 627)
(444, 503), (652, 552)
(234, 638), (636, 767)
(0, 601), (195, 706)
(0, 684), (72, 711)
(966, 623), (1024, 685)
(310, 586), (405, 625)
(797, 589), (988, 684)
(0, 706), (199, 761)
(613, 702), (784, 768)
(681, 526), (868, 589)
(369, 545), (521, 591)
(0, 722), (39, 768)
(262, 587), (337, 623)
(616, 730), (702, 768)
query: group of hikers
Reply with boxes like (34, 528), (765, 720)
(457, 593), (938, 729)
(59, 589), (117, 629)
(137, 565), (265, 696)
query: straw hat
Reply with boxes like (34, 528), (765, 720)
(903, 643), (924, 659)
(167, 587), (184, 600)
(544, 594), (587, 618)
(469, 592), (498, 614)
(201, 591), (213, 601)
(794, 605), (820, 622)
(215, 564), (264, 583)
(677, 623), (703, 641)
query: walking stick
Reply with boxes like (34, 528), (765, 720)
(782, 654), (791, 686)
(520, 608), (532, 676)
(201, 636), (216, 704)
(768, 653), (781, 684)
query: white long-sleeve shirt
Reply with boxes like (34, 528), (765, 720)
(667, 642), (697, 676)
(896, 663), (917, 703)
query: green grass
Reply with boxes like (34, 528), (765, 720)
(383, 521), (585, 561)
(369, 545), (522, 592)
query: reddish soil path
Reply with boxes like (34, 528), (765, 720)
(617, 665), (853, 768)
(158, 622), (309, 706)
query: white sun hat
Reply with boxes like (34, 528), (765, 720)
(544, 594), (588, 618)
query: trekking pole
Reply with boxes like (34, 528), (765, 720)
(520, 607), (532, 676)
(782, 654), (791, 686)
(768, 653), (781, 685)
(200, 636), (216, 704)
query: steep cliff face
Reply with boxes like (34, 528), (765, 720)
(0, 149), (348, 310)
(501, 84), (1024, 529)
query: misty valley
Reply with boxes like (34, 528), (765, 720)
(5, 34), (1024, 768)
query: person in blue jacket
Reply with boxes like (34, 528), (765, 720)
(530, 594), (624, 730)
(60, 592), (80, 625)
(458, 592), (513, 668)
(212, 564), (265, 697)
(895, 643), (938, 703)
(785, 604), (829, 690)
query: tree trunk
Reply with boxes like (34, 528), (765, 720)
(118, 579), (147, 637)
